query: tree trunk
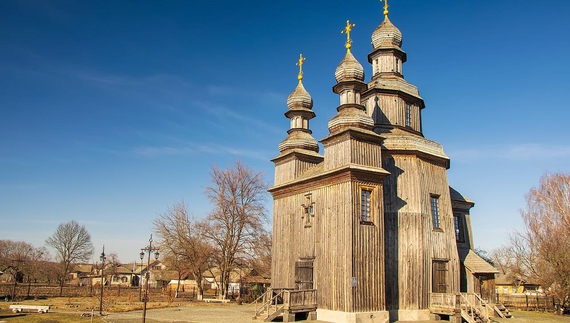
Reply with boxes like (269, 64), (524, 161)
(197, 284), (204, 300)
(11, 281), (17, 300)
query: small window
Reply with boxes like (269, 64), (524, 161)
(395, 58), (400, 73)
(430, 195), (441, 229)
(405, 103), (412, 127)
(360, 188), (373, 222)
(453, 214), (465, 242)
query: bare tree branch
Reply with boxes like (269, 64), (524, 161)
(45, 220), (94, 296)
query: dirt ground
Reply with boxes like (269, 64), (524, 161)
(104, 306), (570, 323)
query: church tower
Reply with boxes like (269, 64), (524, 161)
(360, 2), (460, 320)
(267, 2), (482, 323)
(272, 54), (323, 187)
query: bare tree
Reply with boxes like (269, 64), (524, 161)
(0, 240), (35, 299)
(203, 161), (268, 299)
(45, 220), (94, 296)
(507, 173), (570, 309)
(490, 247), (514, 275)
(249, 231), (272, 277)
(22, 246), (50, 298)
(153, 201), (211, 300)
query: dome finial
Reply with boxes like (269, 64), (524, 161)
(296, 54), (306, 84)
(380, 0), (389, 18)
(341, 20), (356, 53)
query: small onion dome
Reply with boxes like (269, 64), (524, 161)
(278, 131), (319, 153)
(286, 83), (313, 110)
(335, 51), (364, 82)
(371, 16), (402, 49)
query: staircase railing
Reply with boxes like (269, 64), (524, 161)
(253, 288), (286, 320)
(459, 293), (491, 323)
(473, 293), (490, 322)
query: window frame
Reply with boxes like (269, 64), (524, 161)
(430, 194), (441, 230)
(405, 103), (412, 127)
(360, 186), (374, 224)
(453, 213), (465, 242)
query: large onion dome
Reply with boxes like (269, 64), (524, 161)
(286, 83), (313, 110)
(334, 51), (365, 83)
(371, 16), (402, 49)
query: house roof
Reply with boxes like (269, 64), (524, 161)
(459, 248), (499, 274)
(495, 274), (540, 286)
(72, 264), (93, 273)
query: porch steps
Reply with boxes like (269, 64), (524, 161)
(493, 303), (513, 318)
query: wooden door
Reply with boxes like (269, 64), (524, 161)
(295, 259), (314, 290)
(432, 260), (448, 293)
(478, 274), (496, 303)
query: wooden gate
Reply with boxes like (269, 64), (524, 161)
(295, 259), (313, 290)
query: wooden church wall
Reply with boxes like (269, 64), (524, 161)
(418, 158), (460, 295)
(350, 181), (386, 312)
(315, 180), (353, 312)
(383, 154), (459, 311)
(272, 171), (387, 313)
(274, 158), (320, 185)
(383, 154), (422, 311)
(366, 94), (422, 133)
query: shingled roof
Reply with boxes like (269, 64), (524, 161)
(458, 248), (499, 274)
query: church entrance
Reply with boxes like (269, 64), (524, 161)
(295, 258), (314, 290)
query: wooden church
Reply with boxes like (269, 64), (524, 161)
(264, 2), (498, 323)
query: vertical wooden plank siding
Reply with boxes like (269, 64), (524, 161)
(365, 94), (421, 133)
(351, 182), (385, 312)
(382, 154), (459, 311)
(274, 159), (321, 186)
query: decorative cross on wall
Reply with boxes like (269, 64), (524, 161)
(301, 193), (315, 228)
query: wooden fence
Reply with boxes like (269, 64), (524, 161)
(497, 293), (559, 312)
(0, 283), (195, 301)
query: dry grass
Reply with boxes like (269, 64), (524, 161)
(2, 298), (569, 323)
(0, 296), (191, 323)
(496, 310), (570, 323)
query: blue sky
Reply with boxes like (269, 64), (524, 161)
(1, 0), (569, 262)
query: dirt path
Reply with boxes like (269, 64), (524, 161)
(103, 303), (259, 323)
(103, 305), (570, 323)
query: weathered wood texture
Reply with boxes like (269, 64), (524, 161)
(364, 94), (422, 133)
(322, 131), (384, 171)
(273, 153), (322, 186)
(383, 153), (459, 311)
(271, 170), (386, 313)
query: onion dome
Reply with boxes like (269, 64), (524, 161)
(371, 16), (402, 49)
(278, 131), (319, 153)
(335, 51), (365, 82)
(286, 82), (313, 110)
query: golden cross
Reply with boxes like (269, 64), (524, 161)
(341, 20), (356, 52)
(296, 54), (306, 84)
(380, 0), (389, 18)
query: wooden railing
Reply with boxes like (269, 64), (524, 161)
(253, 288), (286, 320)
(430, 292), (458, 309)
(253, 288), (317, 321)
(429, 292), (491, 323)
(284, 289), (317, 311)
(429, 292), (459, 316)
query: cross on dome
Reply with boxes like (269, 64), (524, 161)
(380, 0), (389, 18)
(296, 54), (306, 84)
(341, 20), (356, 53)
